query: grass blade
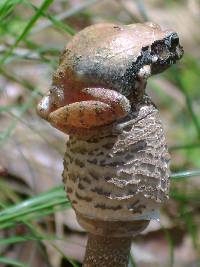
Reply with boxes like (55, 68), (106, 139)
(0, 0), (54, 65)
(135, 0), (149, 21)
(129, 253), (137, 267)
(0, 235), (52, 245)
(0, 186), (70, 229)
(0, 89), (40, 145)
(26, 1), (76, 35)
(169, 143), (200, 151)
(0, 0), (22, 19)
(0, 257), (28, 267)
(161, 226), (174, 267)
(1, 168), (200, 229)
(170, 170), (200, 180)
(170, 66), (200, 140)
(32, 0), (99, 34)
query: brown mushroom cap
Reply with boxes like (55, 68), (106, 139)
(37, 22), (183, 127)
(53, 22), (173, 97)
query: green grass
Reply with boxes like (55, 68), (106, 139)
(0, 169), (199, 266)
(1, 171), (199, 230)
(0, 0), (55, 65)
(0, 256), (29, 267)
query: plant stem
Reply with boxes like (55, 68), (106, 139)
(83, 234), (132, 267)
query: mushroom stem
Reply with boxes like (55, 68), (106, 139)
(76, 215), (149, 267)
(83, 234), (132, 267)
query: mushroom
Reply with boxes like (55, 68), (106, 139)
(37, 23), (183, 267)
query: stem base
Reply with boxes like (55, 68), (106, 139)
(83, 234), (132, 267)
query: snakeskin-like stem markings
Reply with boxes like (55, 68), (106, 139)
(63, 101), (170, 222)
(84, 234), (132, 267)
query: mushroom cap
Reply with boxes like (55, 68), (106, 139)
(53, 22), (183, 98)
(37, 22), (183, 135)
